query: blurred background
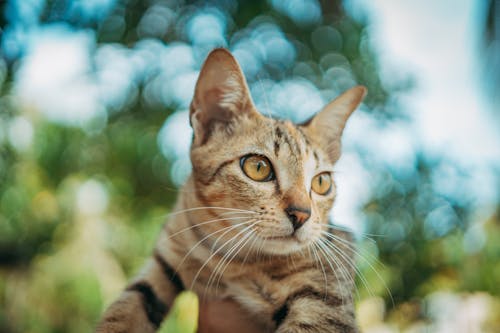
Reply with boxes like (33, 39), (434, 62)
(0, 0), (499, 332)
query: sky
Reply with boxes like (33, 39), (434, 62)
(347, 0), (499, 164)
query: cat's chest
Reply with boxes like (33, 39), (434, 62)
(217, 259), (321, 314)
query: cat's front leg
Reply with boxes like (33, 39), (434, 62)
(274, 289), (357, 333)
(96, 251), (185, 333)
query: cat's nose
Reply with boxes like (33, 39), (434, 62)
(285, 206), (311, 230)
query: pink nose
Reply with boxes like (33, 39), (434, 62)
(285, 206), (311, 230)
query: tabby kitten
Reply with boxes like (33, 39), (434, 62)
(96, 48), (366, 333)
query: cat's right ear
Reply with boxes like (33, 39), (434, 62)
(301, 86), (366, 162)
(189, 48), (258, 146)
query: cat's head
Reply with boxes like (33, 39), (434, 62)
(188, 48), (365, 255)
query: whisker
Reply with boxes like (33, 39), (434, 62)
(317, 237), (355, 286)
(314, 238), (351, 301)
(161, 184), (198, 194)
(320, 233), (371, 289)
(208, 218), (262, 251)
(196, 223), (258, 295)
(255, 232), (266, 263)
(316, 238), (359, 304)
(164, 206), (258, 220)
(207, 230), (257, 298)
(321, 230), (380, 266)
(174, 219), (256, 274)
(218, 211), (258, 217)
(326, 223), (385, 240)
(190, 221), (260, 291)
(311, 242), (328, 300)
(289, 248), (298, 270)
(166, 215), (254, 241)
(238, 231), (261, 273)
(320, 230), (394, 306)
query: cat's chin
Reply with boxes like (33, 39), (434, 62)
(260, 235), (313, 255)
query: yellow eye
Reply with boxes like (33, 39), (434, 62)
(241, 155), (274, 182)
(311, 172), (332, 195)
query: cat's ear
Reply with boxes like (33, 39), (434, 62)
(189, 48), (258, 146)
(301, 86), (366, 162)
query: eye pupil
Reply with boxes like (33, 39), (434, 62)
(319, 176), (322, 186)
(257, 162), (262, 172)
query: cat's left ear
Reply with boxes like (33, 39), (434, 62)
(301, 86), (366, 162)
(190, 48), (259, 146)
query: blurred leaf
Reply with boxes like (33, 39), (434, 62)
(160, 291), (199, 333)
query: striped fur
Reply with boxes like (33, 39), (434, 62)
(96, 49), (366, 333)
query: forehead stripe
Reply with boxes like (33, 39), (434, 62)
(296, 126), (311, 146)
(275, 126), (283, 139)
(281, 130), (301, 156)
